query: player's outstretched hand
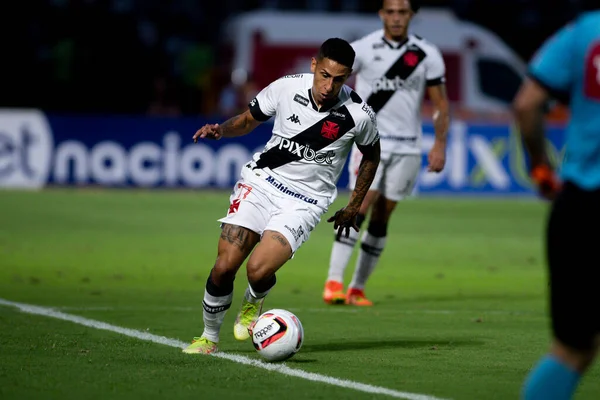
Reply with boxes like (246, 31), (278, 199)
(193, 124), (222, 143)
(327, 207), (359, 240)
(427, 144), (446, 172)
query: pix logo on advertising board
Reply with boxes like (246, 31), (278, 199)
(418, 121), (565, 194)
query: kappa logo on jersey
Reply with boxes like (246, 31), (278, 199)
(287, 114), (301, 125)
(249, 98), (257, 107)
(277, 138), (335, 164)
(320, 121), (339, 139)
(293, 94), (309, 106)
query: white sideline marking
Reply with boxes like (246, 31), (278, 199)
(54, 305), (539, 316)
(0, 298), (450, 400)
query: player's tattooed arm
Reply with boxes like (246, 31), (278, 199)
(349, 140), (381, 211)
(218, 110), (262, 138)
(220, 224), (257, 252)
(193, 110), (261, 142)
(327, 140), (380, 239)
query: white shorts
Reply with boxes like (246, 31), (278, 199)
(348, 146), (421, 202)
(218, 165), (324, 254)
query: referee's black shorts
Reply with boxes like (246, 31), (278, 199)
(547, 181), (600, 350)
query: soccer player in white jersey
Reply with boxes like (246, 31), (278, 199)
(182, 38), (381, 354)
(323, 0), (450, 306)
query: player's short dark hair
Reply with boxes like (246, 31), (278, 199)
(381, 0), (421, 13)
(317, 38), (355, 69)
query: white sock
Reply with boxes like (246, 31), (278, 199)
(201, 289), (233, 343)
(326, 227), (360, 283)
(349, 232), (386, 290)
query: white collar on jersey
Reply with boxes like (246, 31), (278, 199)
(381, 36), (409, 50)
(308, 88), (340, 113)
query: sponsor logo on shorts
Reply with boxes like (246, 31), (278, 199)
(284, 224), (305, 242)
(265, 175), (318, 205)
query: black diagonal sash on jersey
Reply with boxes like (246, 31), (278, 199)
(366, 46), (427, 113)
(254, 106), (356, 170)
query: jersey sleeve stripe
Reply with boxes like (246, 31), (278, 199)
(248, 99), (272, 121)
(426, 77), (445, 86)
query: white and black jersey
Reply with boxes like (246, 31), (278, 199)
(351, 30), (446, 155)
(248, 74), (379, 205)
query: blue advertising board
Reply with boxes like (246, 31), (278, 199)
(0, 109), (565, 196)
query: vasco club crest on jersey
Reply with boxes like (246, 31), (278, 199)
(403, 51), (419, 67)
(320, 121), (340, 139)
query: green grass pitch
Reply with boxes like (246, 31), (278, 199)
(0, 189), (598, 399)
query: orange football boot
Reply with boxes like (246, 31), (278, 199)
(345, 287), (373, 306)
(323, 280), (346, 305)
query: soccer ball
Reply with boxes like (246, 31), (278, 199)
(250, 309), (304, 362)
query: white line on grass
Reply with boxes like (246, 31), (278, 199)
(0, 298), (450, 400)
(53, 305), (540, 316)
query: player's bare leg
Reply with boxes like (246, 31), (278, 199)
(324, 189), (379, 304)
(347, 194), (396, 306)
(233, 230), (293, 340)
(183, 224), (260, 354)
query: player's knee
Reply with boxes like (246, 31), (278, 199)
(370, 197), (396, 223)
(246, 261), (276, 290)
(367, 221), (387, 237)
(212, 253), (243, 284)
(246, 260), (267, 285)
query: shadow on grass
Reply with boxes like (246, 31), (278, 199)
(232, 337), (484, 355)
(300, 337), (484, 353)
